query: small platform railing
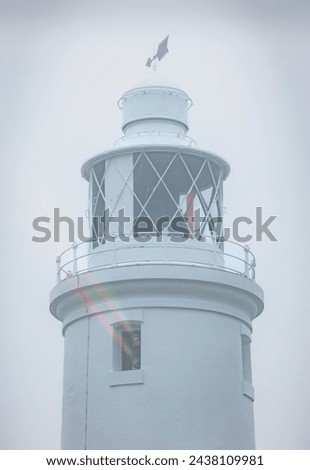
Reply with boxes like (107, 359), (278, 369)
(55, 234), (256, 283)
(114, 131), (197, 147)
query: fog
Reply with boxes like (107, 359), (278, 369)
(0, 0), (309, 449)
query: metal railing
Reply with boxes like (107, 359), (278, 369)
(55, 234), (256, 283)
(114, 131), (197, 147)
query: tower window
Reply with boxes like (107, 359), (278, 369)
(113, 322), (142, 372)
(241, 334), (252, 384)
(240, 325), (255, 400)
(121, 330), (141, 371)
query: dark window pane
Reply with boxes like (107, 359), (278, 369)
(121, 330), (141, 371)
(91, 161), (105, 248)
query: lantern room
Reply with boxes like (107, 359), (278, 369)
(81, 86), (230, 248)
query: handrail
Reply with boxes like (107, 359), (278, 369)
(55, 234), (256, 283)
(114, 131), (197, 147)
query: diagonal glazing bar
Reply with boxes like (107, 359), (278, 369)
(180, 155), (222, 239)
(199, 170), (223, 239)
(91, 158), (112, 215)
(134, 152), (179, 222)
(110, 152), (143, 216)
(145, 152), (183, 218)
(167, 155), (208, 232)
(109, 152), (159, 234)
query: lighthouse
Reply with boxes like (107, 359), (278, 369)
(50, 83), (264, 450)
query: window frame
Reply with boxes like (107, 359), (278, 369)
(109, 315), (144, 387)
(240, 324), (255, 401)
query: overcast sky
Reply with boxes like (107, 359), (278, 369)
(0, 0), (310, 449)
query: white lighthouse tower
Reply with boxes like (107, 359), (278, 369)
(50, 83), (264, 450)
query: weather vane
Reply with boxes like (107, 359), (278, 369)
(145, 35), (169, 69)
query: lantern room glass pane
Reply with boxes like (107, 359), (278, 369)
(89, 151), (224, 245)
(133, 151), (223, 240)
(90, 161), (105, 248)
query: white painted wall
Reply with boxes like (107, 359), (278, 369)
(51, 265), (263, 449)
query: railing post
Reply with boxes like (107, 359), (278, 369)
(251, 259), (256, 280)
(163, 227), (168, 263)
(72, 242), (78, 275)
(244, 245), (250, 278)
(113, 239), (116, 266)
(211, 232), (217, 267)
(56, 256), (61, 283)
